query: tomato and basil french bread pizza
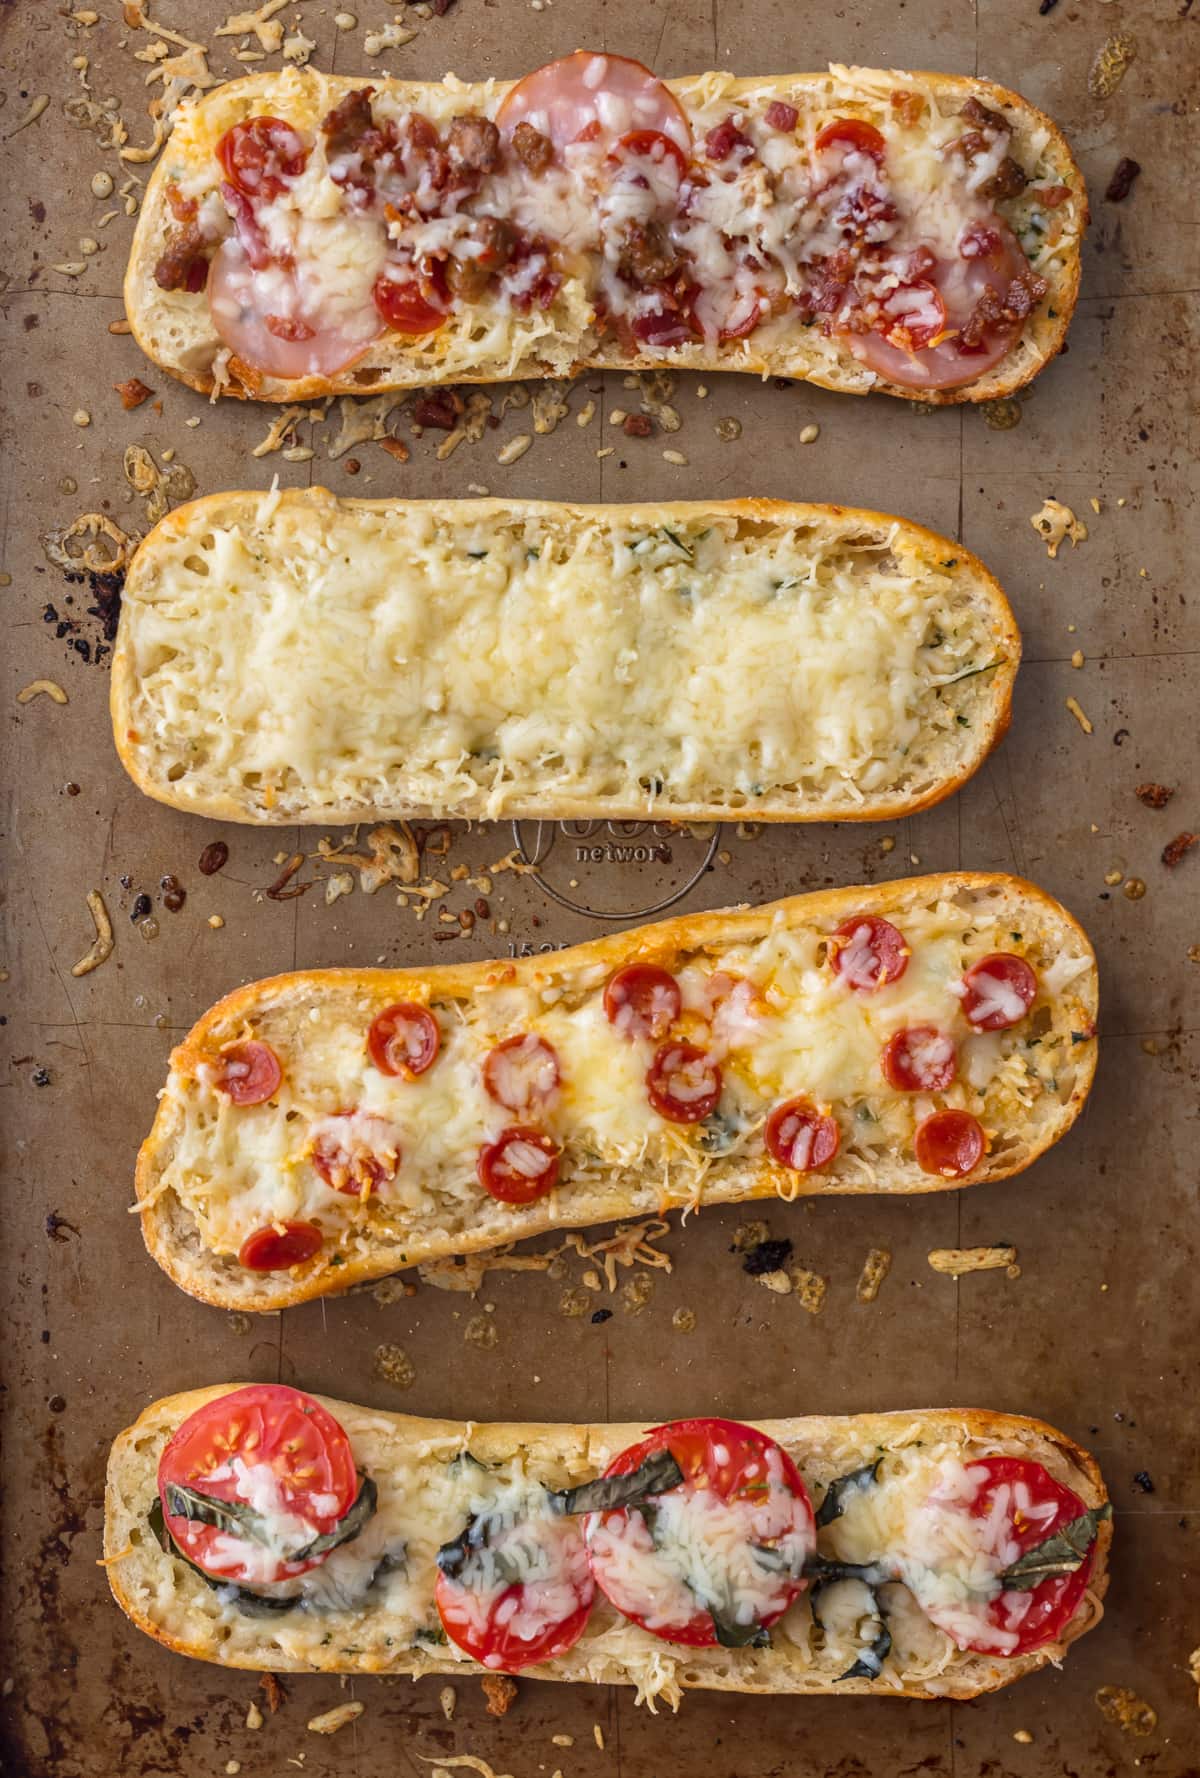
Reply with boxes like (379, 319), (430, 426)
(105, 1387), (1110, 1703)
(124, 54), (1084, 404)
(112, 491), (1019, 828)
(136, 874), (1097, 1312)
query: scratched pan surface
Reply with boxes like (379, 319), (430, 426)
(1, 1), (1198, 1774)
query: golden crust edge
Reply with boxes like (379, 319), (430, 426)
(123, 66), (1086, 406)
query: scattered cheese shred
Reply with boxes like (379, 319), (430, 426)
(1031, 497), (1088, 559)
(17, 680), (68, 706)
(856, 1247), (892, 1302)
(928, 1245), (1018, 1278)
(1065, 696), (1094, 735)
(71, 890), (114, 977)
(307, 1700), (365, 1735)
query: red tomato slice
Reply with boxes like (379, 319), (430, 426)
(158, 1383), (357, 1584)
(914, 1109), (986, 1178)
(435, 1515), (594, 1672)
(496, 51), (691, 155)
(646, 1041), (721, 1123)
(608, 128), (689, 180)
(881, 1026), (958, 1092)
(214, 1040), (282, 1106)
(829, 916), (910, 992)
(208, 240), (384, 380)
(764, 1098), (841, 1172)
(604, 963), (681, 1040)
(585, 1417), (816, 1646)
(216, 117), (309, 200)
(917, 1456), (1097, 1656)
(239, 1222), (324, 1270)
(876, 278), (948, 351)
(482, 1035), (561, 1112)
(310, 1113), (399, 1196)
(815, 118), (886, 163)
(959, 954), (1038, 1031)
(477, 1126), (561, 1204)
(367, 1002), (441, 1077)
(373, 268), (449, 335)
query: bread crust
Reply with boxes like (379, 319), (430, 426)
(111, 489), (1020, 827)
(124, 65), (1086, 406)
(136, 873), (1098, 1311)
(104, 1387), (1111, 1699)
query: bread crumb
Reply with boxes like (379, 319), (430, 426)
(928, 1245), (1017, 1278)
(1071, 649), (1085, 668)
(757, 1268), (792, 1295)
(576, 399), (596, 426)
(596, 446), (614, 458)
(307, 1700), (365, 1735)
(73, 409), (91, 427)
(594, 1724), (606, 1750)
(1013, 1729), (1034, 1744)
(856, 1247), (892, 1303)
(552, 1733), (574, 1747)
(662, 449), (688, 465)
(1104, 869), (1124, 886)
(1065, 696), (1093, 734)
(879, 835), (895, 853)
(208, 914), (225, 929)
(334, 10), (357, 26)
(226, 1763), (241, 1775)
(438, 1685), (455, 1721)
(1031, 496), (1087, 558)
(245, 1701), (264, 1730)
(496, 433), (531, 465)
(800, 423), (820, 443)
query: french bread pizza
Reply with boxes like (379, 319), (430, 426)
(124, 56), (1085, 404)
(136, 874), (1098, 1312)
(104, 1386), (1111, 1704)
(112, 491), (1019, 827)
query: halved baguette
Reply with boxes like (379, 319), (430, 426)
(111, 490), (1019, 827)
(136, 874), (1098, 1312)
(104, 1388), (1110, 1704)
(125, 63), (1085, 405)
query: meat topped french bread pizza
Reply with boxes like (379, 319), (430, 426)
(124, 55), (1085, 404)
(112, 491), (1019, 827)
(137, 874), (1098, 1312)
(105, 1386), (1110, 1704)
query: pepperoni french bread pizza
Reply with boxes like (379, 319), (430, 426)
(112, 491), (1019, 827)
(105, 1386), (1110, 1704)
(123, 56), (1085, 404)
(136, 875), (1097, 1312)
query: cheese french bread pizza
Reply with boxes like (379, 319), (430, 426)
(136, 875), (1097, 1312)
(105, 1386), (1111, 1704)
(124, 55), (1085, 404)
(112, 491), (1019, 827)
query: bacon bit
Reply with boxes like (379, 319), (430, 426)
(1065, 697), (1093, 735)
(113, 376), (154, 410)
(71, 890), (114, 977)
(379, 437), (410, 462)
(856, 1247), (892, 1303)
(1031, 497), (1088, 559)
(890, 89), (923, 126)
(1105, 157), (1142, 203)
(1163, 833), (1198, 868)
(1136, 782), (1174, 809)
(259, 1675), (286, 1714)
(622, 413), (653, 438)
(1038, 184), (1072, 209)
(198, 841), (229, 875)
(265, 853), (311, 900)
(307, 1701), (364, 1735)
(928, 1245), (1019, 1278)
(413, 391), (464, 431)
(764, 100), (798, 132)
(17, 679), (68, 706)
(481, 1674), (518, 1717)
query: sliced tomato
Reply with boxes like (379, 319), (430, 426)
(482, 1035), (561, 1113)
(604, 963), (681, 1041)
(216, 117), (309, 201)
(764, 1098), (840, 1172)
(310, 1112), (399, 1196)
(496, 52), (691, 155)
(158, 1383), (356, 1584)
(916, 1456), (1097, 1656)
(373, 267), (449, 336)
(815, 118), (886, 164)
(208, 240), (384, 380)
(239, 1222), (324, 1270)
(959, 954), (1038, 1031)
(214, 1039), (282, 1106)
(436, 1512), (594, 1672)
(608, 128), (689, 180)
(585, 1417), (816, 1646)
(647, 1041), (721, 1123)
(914, 1109), (986, 1178)
(881, 1027), (958, 1092)
(367, 1002), (441, 1078)
(877, 278), (948, 351)
(829, 916), (910, 993)
(477, 1126), (561, 1204)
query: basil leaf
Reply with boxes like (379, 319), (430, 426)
(710, 1608), (771, 1649)
(659, 528), (694, 559)
(290, 1475), (377, 1562)
(147, 1494), (169, 1552)
(553, 1450), (684, 1517)
(162, 1482), (275, 1547)
(814, 1460), (882, 1528)
(803, 1554), (891, 1588)
(147, 1504), (300, 1617)
(998, 1504), (1111, 1591)
(838, 1616), (892, 1682)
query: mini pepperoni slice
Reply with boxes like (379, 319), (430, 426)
(914, 1109), (986, 1178)
(373, 267), (449, 335)
(764, 1098), (841, 1172)
(815, 118), (886, 163)
(483, 1034), (561, 1113)
(477, 1126), (561, 1204)
(881, 1026), (958, 1092)
(604, 964), (682, 1041)
(608, 128), (689, 180)
(214, 1039), (282, 1105)
(876, 278), (948, 352)
(829, 916), (910, 992)
(367, 1002), (441, 1078)
(496, 51), (692, 154)
(216, 116), (309, 201)
(960, 954), (1038, 1031)
(646, 1042), (721, 1124)
(239, 1221), (324, 1270)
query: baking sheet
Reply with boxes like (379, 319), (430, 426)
(2, 0), (1198, 1773)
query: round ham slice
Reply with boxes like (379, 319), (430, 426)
(496, 51), (691, 154)
(208, 238), (383, 381)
